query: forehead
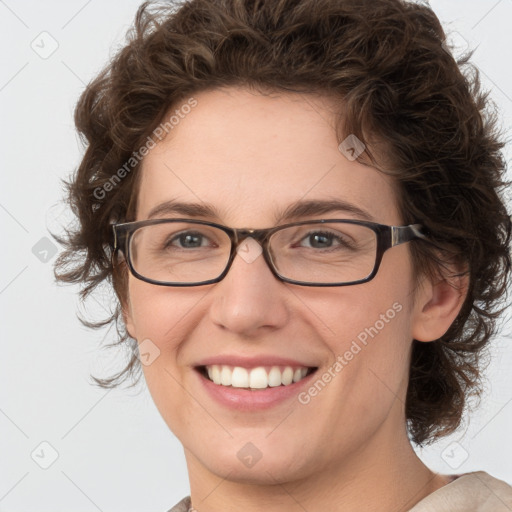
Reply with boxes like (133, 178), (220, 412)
(135, 87), (401, 227)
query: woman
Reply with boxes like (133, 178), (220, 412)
(54, 0), (512, 510)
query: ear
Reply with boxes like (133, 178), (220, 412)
(122, 300), (136, 340)
(114, 257), (137, 340)
(411, 266), (469, 342)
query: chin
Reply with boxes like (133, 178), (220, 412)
(192, 442), (314, 484)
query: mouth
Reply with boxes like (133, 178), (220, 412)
(196, 364), (318, 390)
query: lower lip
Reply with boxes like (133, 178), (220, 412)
(195, 368), (318, 411)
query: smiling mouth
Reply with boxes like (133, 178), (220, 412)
(196, 364), (318, 390)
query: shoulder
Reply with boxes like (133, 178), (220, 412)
(165, 496), (192, 512)
(409, 471), (512, 512)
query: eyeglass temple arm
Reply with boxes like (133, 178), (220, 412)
(110, 225), (129, 265)
(391, 224), (427, 247)
(111, 225), (119, 251)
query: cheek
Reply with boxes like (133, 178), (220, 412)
(126, 279), (203, 429)
(323, 291), (412, 396)
(318, 257), (415, 398)
(304, 295), (413, 456)
(126, 277), (199, 341)
(322, 272), (412, 353)
(125, 279), (197, 394)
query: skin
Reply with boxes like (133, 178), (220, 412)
(123, 87), (467, 512)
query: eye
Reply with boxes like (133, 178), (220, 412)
(165, 230), (213, 249)
(296, 230), (356, 250)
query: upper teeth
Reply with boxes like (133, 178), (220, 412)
(205, 365), (310, 389)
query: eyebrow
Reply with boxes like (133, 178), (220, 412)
(146, 198), (375, 224)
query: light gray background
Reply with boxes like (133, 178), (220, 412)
(1, 1), (511, 511)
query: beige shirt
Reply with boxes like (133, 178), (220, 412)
(409, 471), (512, 511)
(166, 471), (512, 512)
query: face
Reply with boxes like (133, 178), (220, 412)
(123, 87), (423, 484)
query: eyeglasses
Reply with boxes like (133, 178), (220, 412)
(111, 218), (427, 287)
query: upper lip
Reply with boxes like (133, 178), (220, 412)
(194, 355), (318, 369)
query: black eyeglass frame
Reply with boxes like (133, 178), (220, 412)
(111, 218), (427, 287)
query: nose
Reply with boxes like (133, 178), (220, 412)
(208, 236), (290, 336)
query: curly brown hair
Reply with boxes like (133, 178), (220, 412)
(53, 0), (511, 446)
